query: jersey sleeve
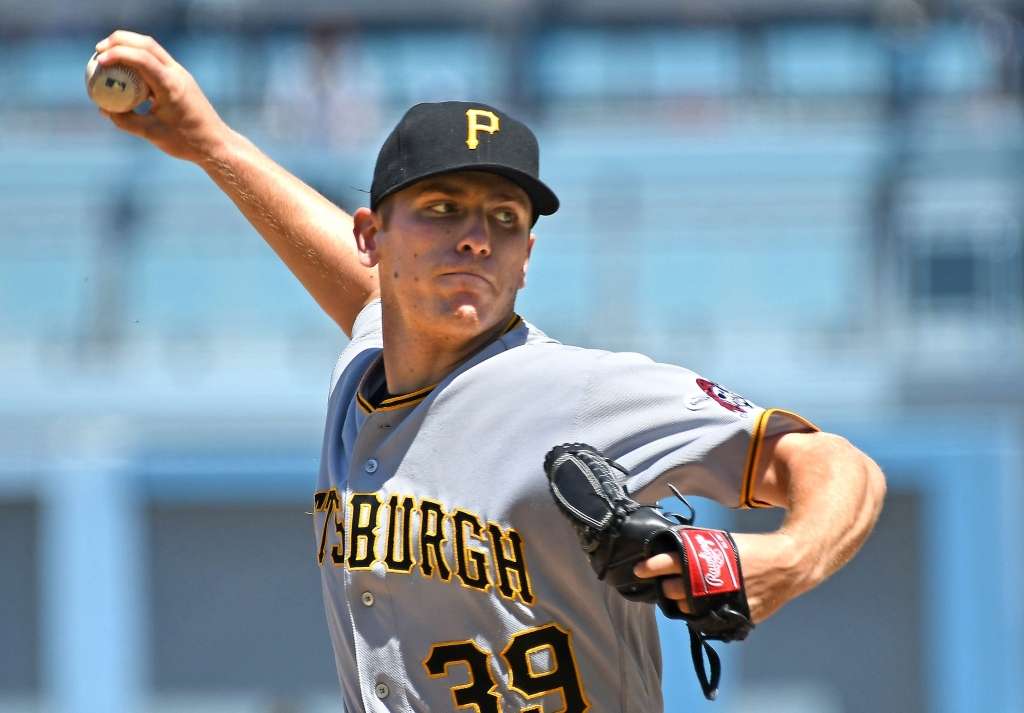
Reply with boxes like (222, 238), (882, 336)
(575, 351), (817, 509)
(329, 299), (383, 399)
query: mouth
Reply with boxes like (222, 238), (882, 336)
(438, 271), (493, 288)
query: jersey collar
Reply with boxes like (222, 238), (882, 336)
(356, 313), (524, 415)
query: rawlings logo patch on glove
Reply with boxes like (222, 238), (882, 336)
(544, 442), (754, 701)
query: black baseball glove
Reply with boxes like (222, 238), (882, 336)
(544, 443), (754, 701)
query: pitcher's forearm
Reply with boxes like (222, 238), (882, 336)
(201, 129), (379, 335)
(772, 433), (886, 590)
(735, 432), (886, 620)
(638, 432), (887, 623)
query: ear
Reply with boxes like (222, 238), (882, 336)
(518, 233), (536, 290)
(353, 207), (382, 268)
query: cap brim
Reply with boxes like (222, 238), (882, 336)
(371, 163), (559, 220)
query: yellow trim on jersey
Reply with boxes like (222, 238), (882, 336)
(355, 354), (381, 414)
(356, 314), (522, 415)
(378, 383), (437, 411)
(523, 643), (558, 678)
(740, 408), (819, 509)
(356, 390), (374, 414)
(500, 313), (524, 336)
(355, 353), (436, 414)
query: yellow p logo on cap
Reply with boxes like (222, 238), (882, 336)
(466, 109), (499, 149)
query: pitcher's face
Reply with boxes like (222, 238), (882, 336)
(356, 171), (535, 339)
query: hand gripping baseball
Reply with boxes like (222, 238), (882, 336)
(90, 31), (228, 163)
(544, 443), (754, 701)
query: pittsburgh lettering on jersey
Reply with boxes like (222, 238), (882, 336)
(418, 498), (452, 582)
(314, 488), (344, 566)
(453, 509), (491, 592)
(314, 489), (535, 605)
(384, 495), (416, 573)
(348, 493), (382, 570)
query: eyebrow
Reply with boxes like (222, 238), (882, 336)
(416, 180), (469, 196)
(415, 180), (529, 207)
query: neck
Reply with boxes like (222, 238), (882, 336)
(380, 304), (514, 396)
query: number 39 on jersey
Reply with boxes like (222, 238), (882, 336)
(425, 623), (590, 713)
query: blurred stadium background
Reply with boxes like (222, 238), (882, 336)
(1, 0), (1022, 711)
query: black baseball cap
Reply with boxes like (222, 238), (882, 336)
(370, 101), (559, 221)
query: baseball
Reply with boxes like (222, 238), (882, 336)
(85, 52), (150, 113)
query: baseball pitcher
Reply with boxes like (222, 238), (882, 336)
(92, 31), (886, 712)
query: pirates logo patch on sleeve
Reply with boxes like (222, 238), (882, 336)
(695, 378), (754, 414)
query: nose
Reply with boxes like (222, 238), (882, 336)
(456, 210), (491, 257)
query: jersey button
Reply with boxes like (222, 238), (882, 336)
(375, 683), (389, 699)
(364, 459), (378, 473)
(361, 591), (374, 606)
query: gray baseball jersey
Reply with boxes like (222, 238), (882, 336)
(314, 299), (816, 713)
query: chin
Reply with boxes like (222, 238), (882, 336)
(437, 305), (484, 334)
(451, 304), (484, 322)
(437, 298), (504, 334)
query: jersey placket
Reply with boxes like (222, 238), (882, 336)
(346, 405), (413, 713)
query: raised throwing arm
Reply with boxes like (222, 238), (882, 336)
(636, 431), (887, 622)
(93, 31), (380, 336)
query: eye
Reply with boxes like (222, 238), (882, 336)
(494, 209), (517, 225)
(428, 202), (456, 215)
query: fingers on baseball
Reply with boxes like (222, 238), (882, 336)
(97, 31), (175, 67)
(94, 46), (166, 100)
(633, 551), (681, 579)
